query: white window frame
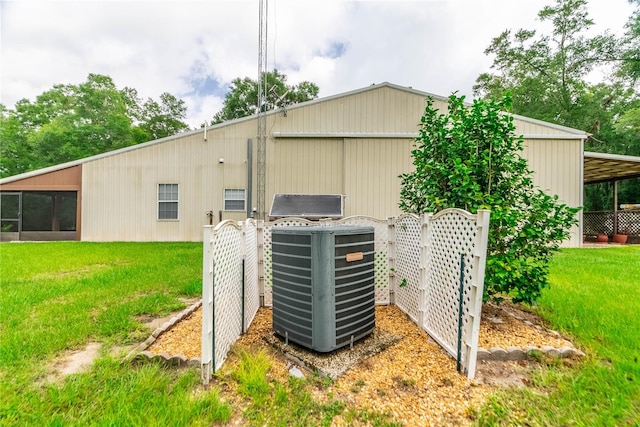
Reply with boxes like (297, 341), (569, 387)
(158, 183), (179, 220)
(223, 189), (246, 212)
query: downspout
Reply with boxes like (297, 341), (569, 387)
(247, 138), (253, 218)
(579, 136), (585, 247)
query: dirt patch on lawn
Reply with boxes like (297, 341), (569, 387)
(40, 297), (201, 384)
(57, 342), (101, 376)
(40, 342), (101, 384)
(135, 297), (201, 331)
(474, 360), (535, 388)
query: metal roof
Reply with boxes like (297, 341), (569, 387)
(584, 152), (640, 184)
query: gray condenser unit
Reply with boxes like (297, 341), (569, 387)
(271, 226), (376, 352)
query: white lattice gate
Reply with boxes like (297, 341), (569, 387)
(423, 209), (490, 378)
(201, 220), (261, 384)
(244, 220), (260, 330)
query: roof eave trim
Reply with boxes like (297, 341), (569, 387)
(272, 132), (419, 139)
(272, 131), (586, 140)
(508, 113), (588, 136)
(584, 151), (640, 162)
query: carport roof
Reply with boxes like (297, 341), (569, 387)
(584, 151), (640, 184)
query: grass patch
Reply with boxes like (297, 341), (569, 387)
(0, 242), (232, 426)
(476, 246), (640, 425)
(8, 242), (635, 425)
(2, 358), (231, 426)
(0, 242), (201, 371)
(227, 347), (350, 426)
(233, 348), (272, 403)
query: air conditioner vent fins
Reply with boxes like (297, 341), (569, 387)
(272, 226), (376, 352)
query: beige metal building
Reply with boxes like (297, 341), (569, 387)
(0, 82), (587, 245)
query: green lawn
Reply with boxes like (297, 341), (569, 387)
(477, 246), (640, 426)
(1, 242), (638, 426)
(0, 242), (233, 426)
(1, 242), (202, 369)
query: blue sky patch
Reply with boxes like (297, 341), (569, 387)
(183, 72), (227, 98)
(314, 41), (347, 59)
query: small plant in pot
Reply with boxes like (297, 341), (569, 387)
(613, 228), (629, 244)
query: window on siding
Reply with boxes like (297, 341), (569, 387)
(158, 184), (179, 220)
(224, 189), (246, 211)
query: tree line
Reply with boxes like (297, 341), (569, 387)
(0, 74), (190, 177)
(1, 0), (638, 209)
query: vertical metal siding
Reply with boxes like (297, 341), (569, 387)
(82, 124), (253, 241)
(343, 138), (414, 218)
(274, 86), (432, 134)
(522, 138), (582, 246)
(267, 138), (343, 202)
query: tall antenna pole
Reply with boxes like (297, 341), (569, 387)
(257, 0), (268, 220)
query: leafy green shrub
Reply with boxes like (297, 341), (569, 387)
(399, 93), (579, 304)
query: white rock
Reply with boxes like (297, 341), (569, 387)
(289, 366), (305, 378)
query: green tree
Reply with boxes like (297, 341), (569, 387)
(122, 88), (189, 142)
(212, 69), (319, 124)
(139, 93), (189, 140)
(618, 0), (640, 82)
(614, 107), (640, 144)
(473, 0), (619, 129)
(474, 0), (640, 208)
(399, 94), (579, 304)
(27, 74), (135, 167)
(0, 105), (34, 176)
(0, 74), (189, 178)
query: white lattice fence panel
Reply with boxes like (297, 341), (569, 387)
(201, 221), (244, 383)
(212, 222), (244, 371)
(422, 208), (489, 379)
(394, 214), (423, 321)
(336, 216), (390, 304)
(262, 218), (319, 306)
(243, 219), (260, 331)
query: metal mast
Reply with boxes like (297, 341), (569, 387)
(256, 0), (268, 220)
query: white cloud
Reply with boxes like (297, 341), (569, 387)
(0, 0), (634, 128)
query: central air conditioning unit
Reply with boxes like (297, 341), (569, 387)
(271, 226), (376, 352)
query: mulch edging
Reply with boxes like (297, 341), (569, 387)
(478, 307), (585, 361)
(126, 299), (585, 367)
(125, 300), (202, 367)
(477, 345), (584, 361)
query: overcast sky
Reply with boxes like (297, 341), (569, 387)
(0, 0), (634, 128)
